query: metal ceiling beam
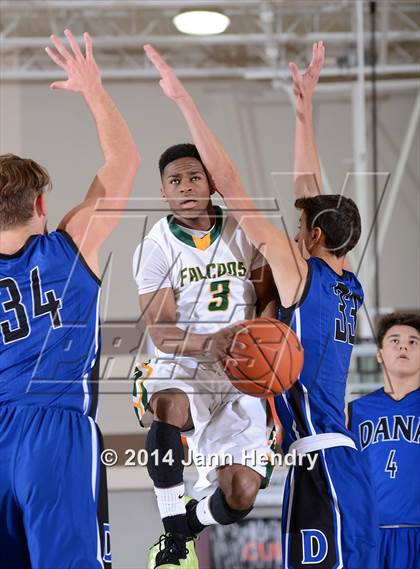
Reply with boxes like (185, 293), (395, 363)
(379, 2), (391, 66)
(2, 0), (418, 12)
(1, 66), (419, 82)
(352, 0), (371, 338)
(1, 1), (418, 82)
(244, 64), (420, 79)
(0, 0), (263, 7)
(2, 31), (419, 50)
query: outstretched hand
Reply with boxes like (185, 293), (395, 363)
(289, 41), (325, 102)
(144, 44), (189, 101)
(46, 29), (101, 94)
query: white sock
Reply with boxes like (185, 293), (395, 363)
(154, 484), (186, 519)
(196, 494), (219, 526)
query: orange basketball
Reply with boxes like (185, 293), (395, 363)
(224, 317), (304, 398)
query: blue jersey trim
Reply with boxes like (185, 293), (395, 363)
(382, 387), (420, 403)
(347, 399), (354, 431)
(278, 260), (313, 320)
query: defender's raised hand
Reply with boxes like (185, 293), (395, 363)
(144, 43), (189, 101)
(46, 29), (101, 94)
(47, 28), (139, 277)
(289, 41), (325, 102)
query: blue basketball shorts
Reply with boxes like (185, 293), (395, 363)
(379, 526), (420, 569)
(0, 404), (111, 568)
(281, 445), (379, 569)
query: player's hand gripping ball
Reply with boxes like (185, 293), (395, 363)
(224, 317), (304, 397)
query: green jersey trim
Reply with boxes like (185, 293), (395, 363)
(167, 205), (224, 250)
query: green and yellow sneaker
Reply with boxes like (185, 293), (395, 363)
(147, 533), (199, 569)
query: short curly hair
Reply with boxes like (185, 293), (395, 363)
(377, 312), (420, 348)
(159, 143), (204, 176)
(295, 194), (361, 257)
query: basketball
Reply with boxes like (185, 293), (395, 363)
(225, 317), (304, 398)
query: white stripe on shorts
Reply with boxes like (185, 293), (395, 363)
(283, 465), (296, 569)
(83, 291), (101, 415)
(320, 450), (344, 569)
(89, 417), (104, 568)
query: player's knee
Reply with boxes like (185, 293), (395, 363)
(225, 469), (260, 510)
(151, 391), (190, 429)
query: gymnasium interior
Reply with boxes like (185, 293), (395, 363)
(0, 1), (419, 567)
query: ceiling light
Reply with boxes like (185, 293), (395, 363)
(173, 10), (230, 36)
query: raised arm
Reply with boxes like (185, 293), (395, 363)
(290, 41), (325, 199)
(144, 44), (307, 308)
(46, 30), (140, 276)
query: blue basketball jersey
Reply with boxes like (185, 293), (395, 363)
(275, 257), (364, 452)
(0, 230), (101, 416)
(349, 388), (420, 526)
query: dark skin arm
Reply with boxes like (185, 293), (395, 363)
(139, 287), (243, 360)
(251, 264), (278, 319)
(143, 44), (307, 308)
(139, 264), (273, 359)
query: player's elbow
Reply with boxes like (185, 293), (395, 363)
(147, 324), (173, 354)
(123, 148), (141, 172)
(147, 327), (165, 352)
(108, 147), (141, 174)
(131, 149), (141, 170)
